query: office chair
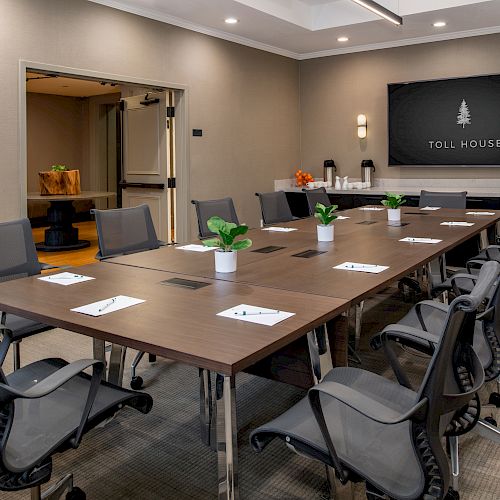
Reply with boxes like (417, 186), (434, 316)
(0, 218), (57, 370)
(250, 261), (496, 500)
(93, 205), (165, 389)
(191, 197), (239, 239)
(419, 190), (467, 209)
(92, 204), (165, 260)
(255, 191), (296, 225)
(370, 261), (500, 492)
(0, 323), (152, 500)
(302, 187), (331, 216)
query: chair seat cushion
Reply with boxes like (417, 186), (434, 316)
(251, 367), (425, 499)
(3, 314), (51, 340)
(4, 358), (152, 472)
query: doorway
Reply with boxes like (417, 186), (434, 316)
(20, 62), (189, 250)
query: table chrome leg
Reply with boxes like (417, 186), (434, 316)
(199, 368), (213, 447)
(449, 436), (459, 491)
(216, 374), (239, 500)
(354, 301), (364, 351)
(325, 465), (353, 500)
(108, 344), (126, 386)
(308, 324), (333, 384)
(480, 229), (489, 250)
(93, 338), (107, 379)
(12, 341), (21, 370)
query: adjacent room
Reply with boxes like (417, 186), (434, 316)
(0, 1), (499, 499)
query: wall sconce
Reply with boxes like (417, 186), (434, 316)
(357, 114), (367, 139)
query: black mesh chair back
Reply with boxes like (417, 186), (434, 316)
(0, 218), (41, 282)
(93, 205), (161, 259)
(419, 190), (467, 209)
(191, 197), (239, 239)
(303, 188), (331, 216)
(255, 191), (294, 225)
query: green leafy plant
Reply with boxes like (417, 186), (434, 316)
(51, 164), (68, 172)
(381, 192), (406, 209)
(202, 216), (252, 252)
(314, 203), (338, 226)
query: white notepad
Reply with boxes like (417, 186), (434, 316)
(334, 262), (389, 274)
(176, 244), (216, 252)
(399, 237), (442, 244)
(358, 207), (385, 211)
(440, 221), (475, 227)
(71, 296), (145, 317)
(38, 272), (95, 286)
(261, 227), (297, 232)
(466, 211), (496, 216)
(420, 206), (441, 211)
(217, 304), (295, 326)
(335, 216), (350, 220)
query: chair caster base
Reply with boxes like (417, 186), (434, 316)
(130, 376), (143, 390)
(488, 392), (500, 408)
(66, 487), (86, 500)
(445, 487), (460, 500)
(484, 415), (497, 427)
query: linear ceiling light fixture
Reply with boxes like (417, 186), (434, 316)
(350, 0), (403, 26)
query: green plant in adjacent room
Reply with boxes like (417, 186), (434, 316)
(381, 192), (406, 209)
(51, 164), (68, 172)
(202, 216), (252, 252)
(314, 203), (338, 225)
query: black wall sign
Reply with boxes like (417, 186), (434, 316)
(388, 75), (500, 166)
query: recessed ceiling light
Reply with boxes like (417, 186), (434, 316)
(337, 36), (349, 42)
(225, 18), (238, 24)
(433, 21), (446, 27)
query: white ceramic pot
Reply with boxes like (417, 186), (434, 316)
(317, 224), (334, 242)
(215, 250), (237, 273)
(387, 208), (401, 222)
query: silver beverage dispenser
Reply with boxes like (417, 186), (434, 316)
(361, 159), (375, 187)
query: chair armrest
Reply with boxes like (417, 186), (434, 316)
(309, 382), (427, 425)
(413, 300), (448, 332)
(0, 359), (103, 402)
(370, 324), (439, 353)
(485, 245), (500, 261)
(466, 260), (485, 272)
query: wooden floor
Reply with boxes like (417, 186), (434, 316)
(33, 221), (99, 267)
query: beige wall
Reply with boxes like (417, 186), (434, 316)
(0, 0), (300, 232)
(299, 34), (500, 180)
(27, 92), (88, 192)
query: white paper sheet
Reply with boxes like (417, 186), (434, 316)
(440, 222), (475, 227)
(217, 303), (295, 326)
(261, 227), (298, 232)
(420, 206), (441, 211)
(334, 262), (389, 274)
(176, 244), (216, 252)
(335, 216), (350, 220)
(358, 207), (385, 211)
(399, 237), (442, 244)
(71, 295), (145, 317)
(38, 272), (95, 286)
(466, 211), (496, 216)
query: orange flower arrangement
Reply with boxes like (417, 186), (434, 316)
(294, 169), (314, 187)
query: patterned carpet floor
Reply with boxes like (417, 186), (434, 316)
(3, 286), (500, 500)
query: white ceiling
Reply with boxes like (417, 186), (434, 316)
(88, 0), (500, 59)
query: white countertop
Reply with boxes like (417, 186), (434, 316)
(275, 178), (500, 198)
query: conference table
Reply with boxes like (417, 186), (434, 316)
(0, 205), (498, 499)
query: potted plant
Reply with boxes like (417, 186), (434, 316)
(381, 192), (406, 222)
(202, 216), (252, 273)
(39, 164), (81, 195)
(314, 203), (338, 242)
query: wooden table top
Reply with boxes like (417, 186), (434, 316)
(0, 264), (348, 375)
(106, 207), (500, 302)
(27, 191), (116, 201)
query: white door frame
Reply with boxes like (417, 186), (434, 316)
(18, 60), (191, 241)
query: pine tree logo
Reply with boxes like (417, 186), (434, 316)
(457, 99), (471, 128)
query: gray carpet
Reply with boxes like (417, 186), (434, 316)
(3, 287), (500, 499)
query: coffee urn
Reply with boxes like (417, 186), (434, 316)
(323, 159), (337, 186)
(361, 159), (375, 187)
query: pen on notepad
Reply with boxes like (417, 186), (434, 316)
(98, 298), (116, 312)
(348, 264), (377, 269)
(46, 275), (83, 279)
(234, 310), (280, 316)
